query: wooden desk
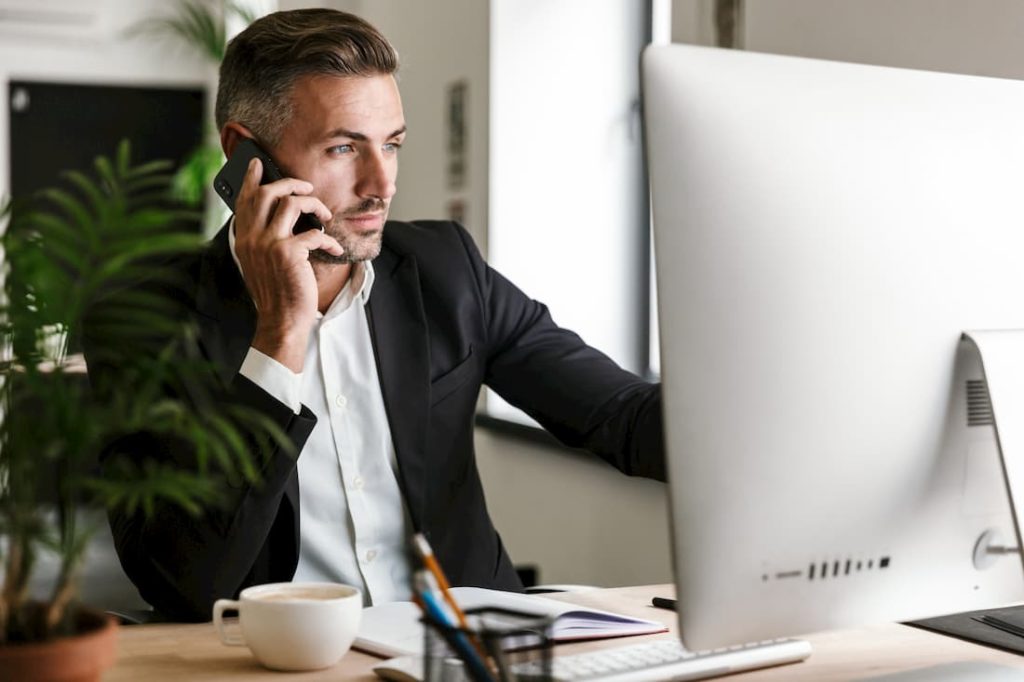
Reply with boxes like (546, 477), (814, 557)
(108, 585), (1024, 680)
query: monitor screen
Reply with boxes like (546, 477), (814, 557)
(644, 44), (1024, 650)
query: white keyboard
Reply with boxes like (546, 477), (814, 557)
(514, 637), (812, 682)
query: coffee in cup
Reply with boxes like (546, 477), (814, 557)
(213, 582), (362, 671)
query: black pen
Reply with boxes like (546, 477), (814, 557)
(652, 597), (677, 611)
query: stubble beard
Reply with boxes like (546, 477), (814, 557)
(308, 199), (387, 265)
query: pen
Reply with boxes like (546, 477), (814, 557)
(414, 571), (494, 682)
(652, 597), (677, 611)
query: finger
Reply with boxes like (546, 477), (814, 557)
(234, 158), (265, 234)
(248, 179), (319, 237)
(255, 177), (316, 202)
(293, 229), (345, 257)
(267, 195), (333, 238)
(239, 171), (318, 238)
(241, 157), (262, 194)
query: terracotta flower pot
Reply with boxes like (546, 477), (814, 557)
(0, 606), (118, 682)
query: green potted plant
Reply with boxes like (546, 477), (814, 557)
(0, 141), (289, 681)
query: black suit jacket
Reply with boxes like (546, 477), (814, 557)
(87, 220), (663, 621)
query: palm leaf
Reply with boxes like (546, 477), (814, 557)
(128, 1), (227, 63)
(91, 234), (204, 285)
(85, 459), (221, 518)
(114, 138), (132, 177)
(38, 189), (94, 235)
(171, 144), (224, 207)
(123, 160), (175, 182)
(60, 171), (108, 250)
(122, 173), (176, 196)
(206, 413), (254, 480)
(92, 156), (120, 198)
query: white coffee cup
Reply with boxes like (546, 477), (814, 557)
(213, 582), (363, 671)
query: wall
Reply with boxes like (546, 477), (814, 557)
(742, 0), (1024, 80)
(671, 0), (715, 47)
(671, 0), (1024, 79)
(0, 0), (215, 200)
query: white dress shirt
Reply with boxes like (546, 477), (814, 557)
(229, 222), (411, 604)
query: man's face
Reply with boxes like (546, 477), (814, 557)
(270, 73), (406, 264)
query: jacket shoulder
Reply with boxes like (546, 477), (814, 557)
(382, 219), (475, 256)
(380, 220), (484, 277)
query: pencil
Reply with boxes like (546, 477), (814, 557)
(412, 533), (469, 629)
(414, 571), (494, 682)
(412, 534), (496, 671)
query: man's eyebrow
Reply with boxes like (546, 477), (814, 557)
(323, 125), (407, 141)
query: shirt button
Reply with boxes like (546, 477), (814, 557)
(335, 393), (347, 408)
(365, 549), (377, 563)
(353, 476), (364, 491)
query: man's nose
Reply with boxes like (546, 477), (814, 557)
(356, 151), (397, 200)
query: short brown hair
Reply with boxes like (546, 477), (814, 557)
(216, 9), (398, 146)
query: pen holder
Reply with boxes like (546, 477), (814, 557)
(422, 606), (554, 682)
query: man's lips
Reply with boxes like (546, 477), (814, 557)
(343, 212), (385, 230)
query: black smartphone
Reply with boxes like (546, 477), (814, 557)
(212, 138), (324, 234)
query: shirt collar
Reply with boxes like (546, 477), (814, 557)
(227, 216), (375, 318)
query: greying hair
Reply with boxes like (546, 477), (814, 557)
(216, 8), (398, 146)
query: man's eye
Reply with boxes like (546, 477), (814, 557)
(383, 142), (402, 153)
(329, 144), (354, 155)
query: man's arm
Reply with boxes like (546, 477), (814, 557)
(82, 273), (319, 620)
(452, 224), (665, 480)
(86, 157), (341, 621)
(96, 373), (316, 621)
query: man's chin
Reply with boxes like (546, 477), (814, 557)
(309, 250), (354, 265)
(309, 244), (382, 265)
(312, 225), (385, 265)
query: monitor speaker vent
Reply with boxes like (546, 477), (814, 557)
(967, 380), (994, 427)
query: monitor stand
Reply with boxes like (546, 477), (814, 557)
(962, 331), (1024, 569)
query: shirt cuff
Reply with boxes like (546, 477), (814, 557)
(239, 347), (302, 415)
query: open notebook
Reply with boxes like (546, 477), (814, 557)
(355, 587), (667, 658)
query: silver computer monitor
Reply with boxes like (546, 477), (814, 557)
(644, 43), (1024, 650)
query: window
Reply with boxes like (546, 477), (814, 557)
(485, 0), (654, 426)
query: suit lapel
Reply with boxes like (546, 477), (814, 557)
(366, 245), (431, 531)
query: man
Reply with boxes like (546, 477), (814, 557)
(90, 8), (663, 622)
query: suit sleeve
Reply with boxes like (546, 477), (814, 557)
(84, 311), (316, 622)
(451, 224), (666, 480)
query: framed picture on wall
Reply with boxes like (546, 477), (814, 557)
(446, 79), (467, 189)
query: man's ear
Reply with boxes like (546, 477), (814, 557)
(220, 123), (257, 158)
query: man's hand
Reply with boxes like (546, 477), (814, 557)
(232, 157), (343, 372)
